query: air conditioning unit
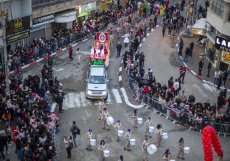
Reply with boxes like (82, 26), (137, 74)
(205, 23), (211, 32)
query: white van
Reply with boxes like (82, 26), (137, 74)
(86, 65), (108, 100)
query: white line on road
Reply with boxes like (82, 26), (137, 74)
(191, 70), (196, 76)
(54, 68), (64, 72)
(147, 33), (149, 36)
(203, 83), (215, 92)
(74, 93), (81, 108)
(65, 93), (75, 108)
(119, 67), (122, 72)
(119, 76), (122, 81)
(143, 38), (146, 41)
(112, 89), (123, 104)
(176, 44), (178, 47)
(80, 92), (87, 107)
(177, 37), (180, 40)
(156, 25), (159, 27)
(106, 90), (112, 104)
(192, 84), (207, 97)
(120, 88), (145, 109)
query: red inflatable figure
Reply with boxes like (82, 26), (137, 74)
(202, 126), (223, 161)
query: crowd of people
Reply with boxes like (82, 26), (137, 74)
(117, 0), (230, 131)
(0, 56), (63, 160)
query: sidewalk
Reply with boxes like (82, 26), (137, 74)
(177, 36), (230, 90)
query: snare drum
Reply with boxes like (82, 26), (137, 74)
(118, 130), (124, 137)
(162, 133), (168, 139)
(149, 126), (155, 133)
(103, 150), (110, 157)
(137, 118), (143, 124)
(90, 139), (96, 146)
(130, 138), (136, 145)
(184, 147), (190, 153)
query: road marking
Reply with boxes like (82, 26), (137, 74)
(203, 83), (216, 92)
(176, 44), (178, 47)
(147, 33), (150, 36)
(106, 90), (112, 104)
(143, 38), (146, 41)
(119, 76), (122, 81)
(74, 93), (81, 108)
(192, 84), (207, 97)
(156, 25), (159, 27)
(54, 68), (64, 72)
(64, 93), (75, 108)
(120, 88), (145, 109)
(112, 88), (122, 103)
(80, 92), (87, 107)
(177, 37), (180, 40)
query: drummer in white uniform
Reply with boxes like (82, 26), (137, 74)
(144, 117), (152, 138)
(85, 129), (95, 151)
(102, 107), (110, 130)
(142, 137), (149, 161)
(98, 139), (107, 161)
(124, 129), (132, 151)
(156, 124), (163, 148)
(98, 100), (105, 121)
(113, 120), (122, 142)
(132, 109), (138, 128)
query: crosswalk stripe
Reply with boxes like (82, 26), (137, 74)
(73, 93), (81, 108)
(112, 88), (122, 103)
(64, 93), (75, 109)
(80, 92), (87, 107)
(106, 90), (112, 104)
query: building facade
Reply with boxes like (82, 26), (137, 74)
(31, 0), (99, 41)
(206, 0), (230, 70)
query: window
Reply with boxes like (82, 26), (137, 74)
(211, 0), (224, 17)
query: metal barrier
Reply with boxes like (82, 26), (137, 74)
(142, 94), (230, 137)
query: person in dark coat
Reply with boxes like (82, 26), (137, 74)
(56, 92), (65, 113)
(189, 42), (194, 56)
(183, 47), (190, 62)
(198, 59), (204, 76)
(68, 46), (73, 60)
(207, 61), (212, 77)
(116, 42), (122, 58)
(222, 70), (228, 86)
(178, 38), (184, 56)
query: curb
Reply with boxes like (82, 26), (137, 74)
(9, 33), (96, 75)
(175, 33), (230, 92)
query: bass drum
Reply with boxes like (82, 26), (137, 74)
(106, 116), (114, 125)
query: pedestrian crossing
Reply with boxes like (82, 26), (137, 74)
(63, 88), (124, 110)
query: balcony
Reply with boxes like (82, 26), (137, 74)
(206, 9), (230, 36)
(32, 0), (95, 18)
(32, 0), (72, 9)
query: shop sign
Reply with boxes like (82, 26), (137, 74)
(215, 36), (230, 52)
(6, 15), (30, 44)
(33, 14), (54, 27)
(79, 2), (96, 15)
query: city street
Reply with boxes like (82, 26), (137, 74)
(18, 25), (230, 161)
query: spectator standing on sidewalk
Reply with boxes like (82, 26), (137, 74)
(178, 38), (184, 56)
(69, 45), (73, 60)
(55, 92), (64, 113)
(198, 59), (204, 76)
(207, 61), (212, 77)
(162, 25), (166, 37)
(179, 65), (186, 83)
(183, 47), (190, 62)
(116, 42), (122, 58)
(76, 48), (81, 65)
(222, 70), (228, 86)
(189, 42), (194, 56)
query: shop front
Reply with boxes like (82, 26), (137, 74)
(53, 10), (76, 31)
(30, 14), (54, 41)
(76, 2), (97, 24)
(215, 36), (230, 71)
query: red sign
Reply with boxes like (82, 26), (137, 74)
(95, 32), (109, 42)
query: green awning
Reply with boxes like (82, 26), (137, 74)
(78, 12), (88, 17)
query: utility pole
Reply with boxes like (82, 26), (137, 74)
(1, 0), (10, 94)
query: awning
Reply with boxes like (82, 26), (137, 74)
(192, 18), (206, 35)
(54, 10), (76, 23)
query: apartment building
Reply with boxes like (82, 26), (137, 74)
(205, 0), (230, 70)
